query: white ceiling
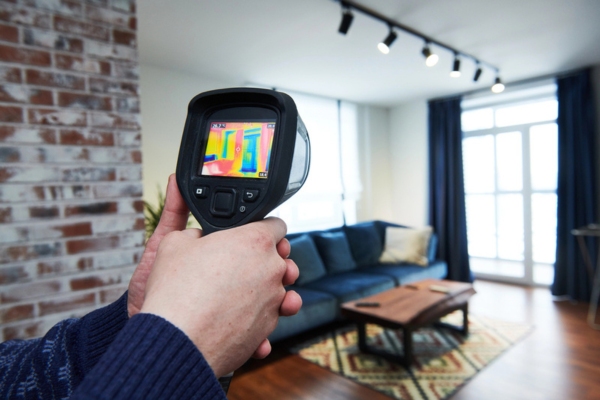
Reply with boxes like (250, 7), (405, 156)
(137, 0), (600, 107)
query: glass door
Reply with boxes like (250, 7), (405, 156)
(462, 90), (558, 286)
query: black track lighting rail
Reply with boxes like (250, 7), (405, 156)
(337, 0), (500, 75)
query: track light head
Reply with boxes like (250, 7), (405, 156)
(338, 8), (354, 35)
(473, 65), (482, 82)
(421, 43), (438, 67)
(378, 30), (397, 54)
(491, 76), (505, 93)
(450, 54), (461, 77)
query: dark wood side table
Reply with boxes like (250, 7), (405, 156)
(340, 279), (476, 367)
(572, 224), (600, 330)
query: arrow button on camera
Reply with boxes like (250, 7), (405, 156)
(243, 189), (259, 203)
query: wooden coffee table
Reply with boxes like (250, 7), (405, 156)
(340, 279), (476, 367)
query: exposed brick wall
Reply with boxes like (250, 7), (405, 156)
(0, 0), (142, 341)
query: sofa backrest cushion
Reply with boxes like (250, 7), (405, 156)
(313, 231), (357, 274)
(289, 234), (328, 286)
(343, 222), (384, 267)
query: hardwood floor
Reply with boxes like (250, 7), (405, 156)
(228, 280), (600, 400)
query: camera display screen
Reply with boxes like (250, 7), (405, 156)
(200, 121), (275, 179)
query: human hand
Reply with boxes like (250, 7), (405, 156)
(140, 217), (301, 377)
(127, 174), (190, 318)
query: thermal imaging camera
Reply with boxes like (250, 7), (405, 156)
(176, 87), (311, 234)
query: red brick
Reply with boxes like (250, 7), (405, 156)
(0, 85), (53, 105)
(113, 29), (135, 46)
(89, 77), (138, 95)
(0, 207), (11, 223)
(55, 54), (110, 75)
(0, 147), (19, 162)
(86, 6), (130, 28)
(26, 69), (85, 90)
(128, 17), (136, 30)
(130, 150), (141, 163)
(0, 242), (62, 264)
(90, 112), (140, 130)
(54, 15), (109, 41)
(0, 23), (18, 43)
(58, 92), (112, 111)
(0, 43), (50, 66)
(93, 183), (142, 198)
(0, 7), (51, 29)
(28, 108), (86, 127)
(21, 0), (83, 16)
(66, 236), (119, 254)
(133, 199), (143, 213)
(3, 320), (43, 340)
(0, 105), (23, 122)
(0, 166), (61, 183)
(70, 273), (121, 291)
(100, 285), (127, 304)
(0, 265), (28, 284)
(115, 97), (139, 113)
(0, 126), (56, 144)
(39, 292), (95, 316)
(62, 167), (116, 182)
(37, 257), (93, 276)
(0, 304), (34, 323)
(59, 129), (114, 146)
(65, 201), (117, 216)
(55, 222), (93, 237)
(113, 61), (137, 79)
(23, 28), (83, 53)
(0, 280), (61, 302)
(0, 66), (21, 83)
(112, 0), (135, 13)
(29, 205), (60, 219)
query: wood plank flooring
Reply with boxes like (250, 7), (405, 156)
(228, 280), (600, 400)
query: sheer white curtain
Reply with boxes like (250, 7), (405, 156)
(268, 89), (362, 233)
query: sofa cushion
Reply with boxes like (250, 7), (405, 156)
(303, 271), (395, 305)
(313, 231), (357, 274)
(289, 234), (327, 286)
(379, 226), (433, 266)
(364, 260), (448, 285)
(344, 222), (383, 267)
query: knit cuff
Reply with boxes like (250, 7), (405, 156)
(72, 313), (225, 400)
(76, 291), (130, 374)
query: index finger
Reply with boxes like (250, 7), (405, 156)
(254, 217), (287, 244)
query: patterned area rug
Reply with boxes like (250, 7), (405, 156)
(292, 312), (532, 399)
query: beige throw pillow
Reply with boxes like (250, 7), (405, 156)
(379, 226), (433, 267)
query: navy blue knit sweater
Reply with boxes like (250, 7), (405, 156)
(0, 293), (225, 399)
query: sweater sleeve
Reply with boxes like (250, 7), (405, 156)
(70, 313), (226, 400)
(0, 292), (129, 399)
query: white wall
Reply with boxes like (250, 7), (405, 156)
(139, 64), (237, 205)
(388, 100), (429, 227)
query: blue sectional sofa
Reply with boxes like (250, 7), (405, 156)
(268, 220), (448, 342)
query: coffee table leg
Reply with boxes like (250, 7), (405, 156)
(402, 328), (413, 368)
(462, 303), (469, 335)
(357, 322), (368, 352)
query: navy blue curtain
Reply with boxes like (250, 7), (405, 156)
(428, 96), (473, 282)
(552, 68), (598, 301)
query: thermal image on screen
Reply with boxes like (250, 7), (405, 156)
(201, 121), (275, 179)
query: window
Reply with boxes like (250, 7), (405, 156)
(267, 90), (362, 233)
(461, 83), (558, 285)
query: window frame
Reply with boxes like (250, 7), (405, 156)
(462, 83), (558, 286)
